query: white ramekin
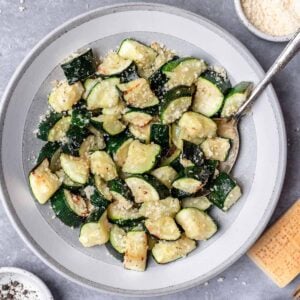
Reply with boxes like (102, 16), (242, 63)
(234, 0), (294, 42)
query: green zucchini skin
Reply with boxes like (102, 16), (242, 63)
(220, 81), (253, 118)
(162, 85), (194, 103)
(37, 111), (62, 141)
(127, 106), (159, 116)
(86, 206), (106, 223)
(162, 148), (184, 173)
(161, 57), (195, 73)
(149, 56), (179, 99)
(150, 124), (170, 156)
(61, 48), (97, 84)
(106, 131), (132, 155)
(201, 69), (231, 95)
(118, 62), (140, 83)
(61, 125), (89, 156)
(37, 142), (60, 165)
(90, 189), (110, 210)
(171, 182), (197, 199)
(170, 155), (184, 173)
(183, 165), (212, 183)
(171, 161), (216, 198)
(160, 85), (194, 124)
(51, 189), (83, 227)
(182, 140), (204, 167)
(107, 178), (134, 202)
(71, 101), (91, 128)
(208, 172), (239, 209)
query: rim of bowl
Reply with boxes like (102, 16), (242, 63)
(234, 0), (293, 42)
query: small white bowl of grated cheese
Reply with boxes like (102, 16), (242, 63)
(235, 0), (300, 42)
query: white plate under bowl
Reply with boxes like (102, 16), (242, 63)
(0, 3), (286, 297)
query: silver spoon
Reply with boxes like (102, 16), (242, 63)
(218, 28), (300, 173)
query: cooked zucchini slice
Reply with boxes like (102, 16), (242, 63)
(162, 57), (207, 88)
(171, 123), (184, 149)
(183, 163), (215, 183)
(208, 172), (242, 211)
(118, 78), (159, 108)
(51, 189), (84, 227)
(61, 48), (96, 84)
(202, 68), (231, 94)
(175, 208), (217, 240)
(37, 111), (62, 141)
(171, 177), (203, 198)
(107, 200), (143, 226)
(145, 216), (180, 241)
(124, 231), (148, 272)
(98, 51), (133, 76)
(192, 69), (231, 117)
(123, 110), (153, 127)
(48, 80), (84, 113)
(106, 131), (131, 155)
(182, 196), (212, 211)
(102, 101), (126, 118)
(108, 178), (133, 203)
(152, 235), (196, 264)
(200, 137), (231, 161)
(87, 77), (120, 110)
(181, 140), (204, 167)
(63, 191), (89, 217)
(94, 175), (113, 201)
(161, 149), (183, 173)
(118, 39), (157, 76)
(48, 116), (72, 142)
(79, 210), (110, 247)
(82, 78), (100, 100)
(113, 138), (133, 167)
(178, 112), (217, 143)
(56, 169), (83, 191)
(172, 164), (214, 198)
(60, 153), (89, 184)
(90, 151), (118, 181)
(125, 174), (169, 203)
(151, 166), (178, 189)
(91, 115), (126, 136)
(128, 123), (151, 143)
(79, 134), (105, 158)
(221, 82), (253, 118)
(110, 224), (127, 254)
(29, 159), (61, 204)
(160, 86), (193, 124)
(122, 140), (161, 174)
(150, 124), (170, 154)
(139, 197), (180, 219)
(37, 142), (61, 171)
(71, 102), (91, 129)
(61, 125), (89, 156)
(85, 186), (111, 210)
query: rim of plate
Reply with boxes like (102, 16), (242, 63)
(0, 267), (54, 299)
(0, 2), (287, 297)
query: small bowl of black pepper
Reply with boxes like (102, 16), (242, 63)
(0, 267), (53, 300)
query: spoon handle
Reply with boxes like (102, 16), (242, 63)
(235, 28), (300, 119)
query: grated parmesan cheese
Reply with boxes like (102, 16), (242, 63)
(241, 0), (300, 36)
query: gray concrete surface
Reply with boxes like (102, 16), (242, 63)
(0, 0), (299, 299)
